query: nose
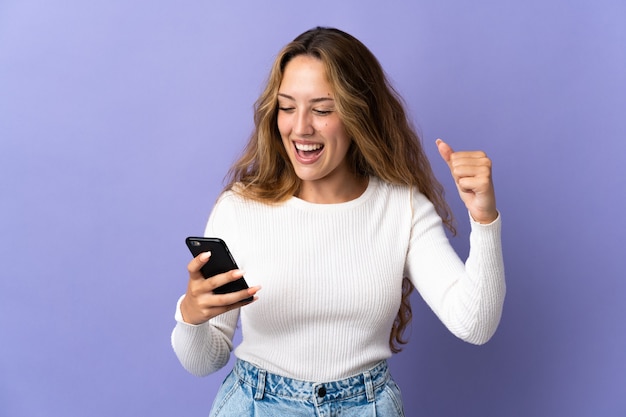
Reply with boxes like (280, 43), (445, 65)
(294, 110), (314, 137)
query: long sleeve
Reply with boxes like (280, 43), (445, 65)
(405, 191), (506, 345)
(170, 296), (239, 376)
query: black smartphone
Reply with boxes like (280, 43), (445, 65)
(185, 237), (253, 302)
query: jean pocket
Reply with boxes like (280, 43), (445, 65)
(381, 378), (405, 417)
(209, 370), (247, 417)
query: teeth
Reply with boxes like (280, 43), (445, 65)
(295, 143), (323, 151)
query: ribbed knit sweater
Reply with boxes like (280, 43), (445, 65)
(171, 176), (505, 382)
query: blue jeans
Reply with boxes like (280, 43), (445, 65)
(209, 359), (405, 417)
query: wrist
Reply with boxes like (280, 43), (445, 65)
(470, 210), (499, 224)
(179, 296), (198, 325)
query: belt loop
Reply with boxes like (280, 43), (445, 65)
(364, 370), (375, 403)
(254, 369), (266, 400)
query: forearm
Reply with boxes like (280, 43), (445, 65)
(171, 295), (236, 377)
(446, 213), (506, 344)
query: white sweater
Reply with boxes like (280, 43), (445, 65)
(171, 177), (505, 382)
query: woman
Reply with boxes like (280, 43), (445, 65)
(172, 27), (505, 416)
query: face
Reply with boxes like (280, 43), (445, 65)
(277, 55), (353, 189)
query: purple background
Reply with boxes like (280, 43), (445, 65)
(1, 1), (625, 416)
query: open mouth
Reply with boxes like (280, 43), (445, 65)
(294, 142), (324, 160)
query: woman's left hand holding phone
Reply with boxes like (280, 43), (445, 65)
(180, 251), (261, 325)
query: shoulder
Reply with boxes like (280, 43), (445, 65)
(205, 187), (272, 238)
(213, 186), (278, 215)
(374, 178), (441, 226)
(372, 177), (430, 206)
(214, 188), (240, 206)
(216, 185), (255, 207)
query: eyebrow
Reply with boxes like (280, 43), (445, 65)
(277, 93), (334, 104)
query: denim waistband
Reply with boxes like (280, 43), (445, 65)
(233, 359), (391, 404)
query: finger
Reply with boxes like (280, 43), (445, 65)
(457, 176), (492, 194)
(448, 151), (490, 166)
(206, 293), (261, 319)
(228, 293), (260, 309)
(448, 153), (492, 179)
(203, 269), (248, 292)
(448, 164), (492, 181)
(195, 286), (261, 320)
(210, 285), (262, 307)
(436, 138), (454, 166)
(187, 251), (211, 281)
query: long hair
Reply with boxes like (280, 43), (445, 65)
(225, 27), (455, 352)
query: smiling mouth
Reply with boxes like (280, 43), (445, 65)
(294, 142), (324, 159)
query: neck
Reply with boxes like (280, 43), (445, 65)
(297, 175), (368, 204)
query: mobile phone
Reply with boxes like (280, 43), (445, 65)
(185, 237), (253, 302)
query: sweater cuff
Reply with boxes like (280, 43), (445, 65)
(174, 294), (186, 323)
(174, 294), (206, 327)
(469, 210), (501, 228)
(172, 295), (214, 353)
(468, 211), (502, 251)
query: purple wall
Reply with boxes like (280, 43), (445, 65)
(1, 1), (624, 416)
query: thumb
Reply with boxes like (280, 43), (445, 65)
(188, 251), (211, 280)
(436, 138), (453, 166)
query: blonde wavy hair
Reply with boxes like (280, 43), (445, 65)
(225, 27), (455, 352)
